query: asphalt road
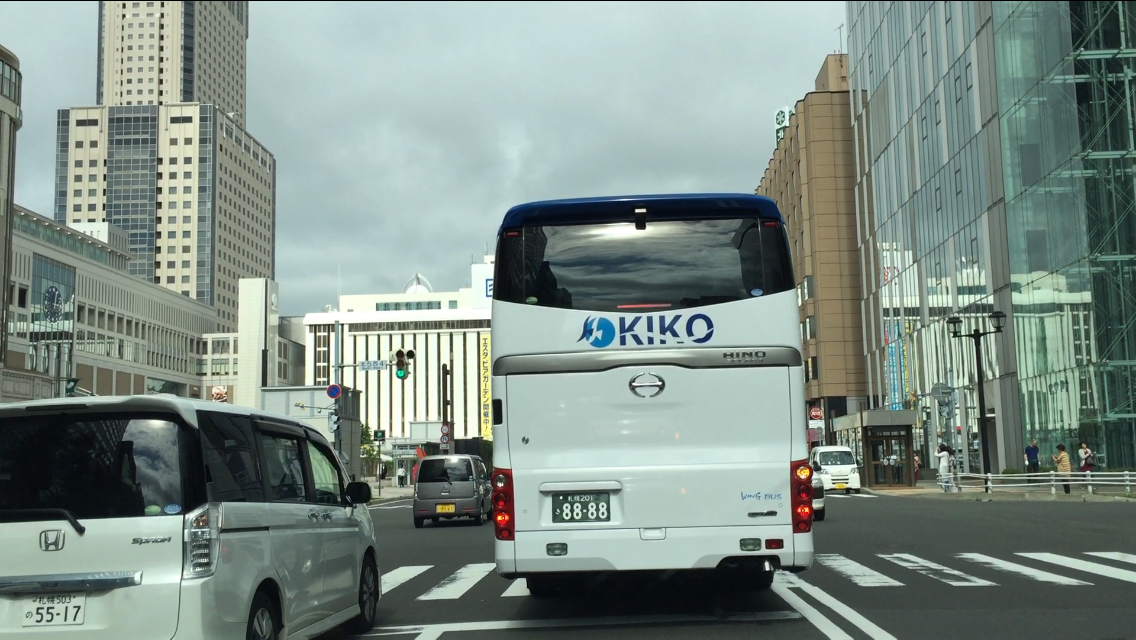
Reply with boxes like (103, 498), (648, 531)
(319, 493), (1136, 640)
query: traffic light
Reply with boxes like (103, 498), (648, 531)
(329, 410), (340, 432)
(392, 349), (416, 381)
(65, 378), (79, 396)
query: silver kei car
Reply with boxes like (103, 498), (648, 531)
(412, 454), (493, 528)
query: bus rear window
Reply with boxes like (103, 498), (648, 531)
(494, 218), (793, 312)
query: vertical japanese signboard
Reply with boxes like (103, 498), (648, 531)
(479, 334), (493, 440)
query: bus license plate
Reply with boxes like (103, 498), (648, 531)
(552, 493), (610, 523)
(23, 594), (85, 627)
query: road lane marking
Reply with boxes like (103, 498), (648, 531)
(500, 578), (529, 597)
(955, 553), (1092, 585)
(878, 553), (997, 586)
(771, 574), (853, 639)
(363, 611), (801, 639)
(1086, 552), (1136, 566)
(777, 572), (898, 639)
(381, 565), (432, 595)
(370, 499), (413, 510)
(815, 554), (904, 586)
(1018, 553), (1136, 584)
(416, 563), (497, 600)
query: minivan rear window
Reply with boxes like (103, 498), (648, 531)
(418, 458), (474, 483)
(0, 414), (185, 519)
(493, 218), (793, 312)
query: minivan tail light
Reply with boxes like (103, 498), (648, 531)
(183, 502), (222, 579)
(491, 469), (515, 541)
(790, 459), (813, 534)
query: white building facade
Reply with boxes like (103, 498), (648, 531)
(304, 257), (494, 443)
(201, 277), (305, 408)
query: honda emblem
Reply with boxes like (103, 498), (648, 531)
(39, 530), (65, 552)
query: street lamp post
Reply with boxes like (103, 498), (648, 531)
(947, 310), (1006, 475)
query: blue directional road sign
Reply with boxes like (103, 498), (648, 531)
(327, 384), (343, 400)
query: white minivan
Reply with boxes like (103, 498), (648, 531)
(809, 445), (862, 494)
(0, 395), (381, 640)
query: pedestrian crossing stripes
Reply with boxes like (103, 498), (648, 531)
(879, 553), (998, 586)
(377, 551), (1136, 602)
(417, 563), (497, 600)
(815, 554), (904, 587)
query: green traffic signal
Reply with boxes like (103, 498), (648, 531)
(396, 368), (407, 380)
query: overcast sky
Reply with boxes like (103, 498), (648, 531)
(1, 1), (846, 315)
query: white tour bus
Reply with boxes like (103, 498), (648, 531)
(487, 193), (815, 597)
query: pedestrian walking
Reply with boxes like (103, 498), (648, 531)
(935, 444), (952, 493)
(1024, 439), (1040, 483)
(913, 452), (922, 482)
(1052, 444), (1072, 494)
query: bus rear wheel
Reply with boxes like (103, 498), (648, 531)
(525, 576), (560, 598)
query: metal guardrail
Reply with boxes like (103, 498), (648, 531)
(942, 471), (1134, 495)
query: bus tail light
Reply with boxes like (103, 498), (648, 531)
(790, 459), (813, 534)
(492, 469), (515, 541)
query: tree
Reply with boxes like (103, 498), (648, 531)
(359, 426), (381, 477)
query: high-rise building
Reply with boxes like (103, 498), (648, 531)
(96, 1), (248, 127)
(847, 1), (1136, 472)
(54, 104), (274, 330)
(758, 54), (867, 445)
(1, 44), (22, 370)
(54, 1), (273, 331)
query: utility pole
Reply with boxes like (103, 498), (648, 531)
(441, 363), (451, 455)
(333, 320), (343, 457)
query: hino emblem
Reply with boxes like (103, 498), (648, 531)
(39, 530), (65, 552)
(629, 373), (665, 398)
(723, 350), (767, 363)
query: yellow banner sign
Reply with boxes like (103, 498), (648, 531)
(479, 334), (493, 440)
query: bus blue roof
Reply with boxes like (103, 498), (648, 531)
(498, 193), (785, 233)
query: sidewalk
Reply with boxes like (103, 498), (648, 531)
(364, 479), (415, 505)
(863, 480), (1136, 502)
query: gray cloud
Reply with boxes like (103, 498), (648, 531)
(1, 0), (845, 315)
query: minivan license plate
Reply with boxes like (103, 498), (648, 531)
(552, 492), (610, 523)
(23, 594), (85, 627)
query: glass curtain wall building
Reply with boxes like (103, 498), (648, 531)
(849, 0), (1136, 473)
(993, 1), (1136, 470)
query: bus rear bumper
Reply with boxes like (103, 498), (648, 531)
(499, 525), (812, 577)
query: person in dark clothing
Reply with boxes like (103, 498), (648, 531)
(1024, 439), (1040, 483)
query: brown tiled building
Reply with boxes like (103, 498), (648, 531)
(757, 54), (867, 444)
